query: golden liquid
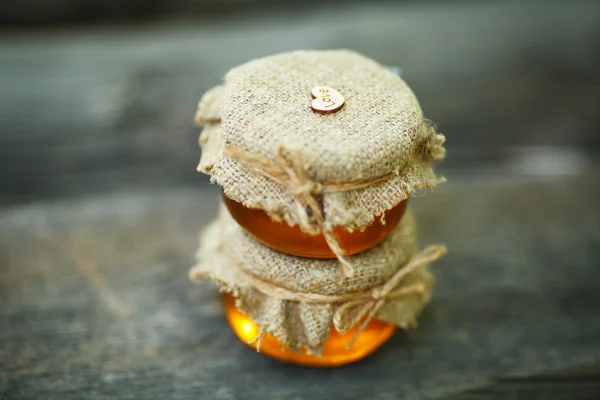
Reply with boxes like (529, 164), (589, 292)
(223, 294), (396, 367)
(224, 195), (407, 258)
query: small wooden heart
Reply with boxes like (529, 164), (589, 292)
(310, 86), (344, 114)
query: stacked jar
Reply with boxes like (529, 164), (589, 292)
(190, 50), (447, 367)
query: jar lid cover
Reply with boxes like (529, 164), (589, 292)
(195, 50), (445, 234)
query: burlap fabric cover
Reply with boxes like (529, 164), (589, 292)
(196, 50), (446, 235)
(190, 206), (438, 355)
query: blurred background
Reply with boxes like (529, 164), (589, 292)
(1, 1), (600, 399)
(1, 0), (599, 203)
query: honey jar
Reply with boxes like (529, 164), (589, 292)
(190, 50), (446, 366)
(190, 206), (445, 366)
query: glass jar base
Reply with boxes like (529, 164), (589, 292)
(223, 294), (396, 367)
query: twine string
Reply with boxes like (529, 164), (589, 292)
(193, 243), (447, 349)
(223, 125), (445, 278)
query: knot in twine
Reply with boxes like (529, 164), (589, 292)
(191, 244), (447, 350)
(225, 145), (323, 231)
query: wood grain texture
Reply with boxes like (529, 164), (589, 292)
(1, 174), (599, 399)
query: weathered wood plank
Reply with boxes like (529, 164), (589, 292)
(1, 173), (599, 399)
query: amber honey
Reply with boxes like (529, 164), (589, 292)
(223, 294), (395, 367)
(224, 195), (407, 258)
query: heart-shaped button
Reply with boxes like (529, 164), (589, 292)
(310, 86), (344, 114)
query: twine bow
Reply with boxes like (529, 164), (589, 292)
(333, 244), (446, 348)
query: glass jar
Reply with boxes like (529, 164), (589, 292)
(223, 195), (408, 258)
(223, 294), (396, 367)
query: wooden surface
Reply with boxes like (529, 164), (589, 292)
(1, 1), (600, 398)
(2, 175), (600, 399)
